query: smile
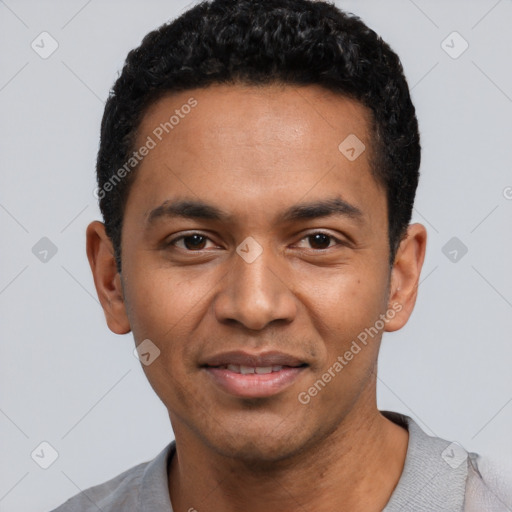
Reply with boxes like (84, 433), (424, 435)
(215, 364), (286, 374)
(203, 365), (308, 398)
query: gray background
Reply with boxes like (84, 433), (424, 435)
(1, 0), (511, 510)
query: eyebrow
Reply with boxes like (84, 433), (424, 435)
(146, 196), (364, 227)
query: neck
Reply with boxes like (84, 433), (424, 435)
(167, 400), (408, 512)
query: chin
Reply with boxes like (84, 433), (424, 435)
(202, 423), (316, 468)
(216, 439), (302, 467)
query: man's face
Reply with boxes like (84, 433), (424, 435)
(118, 84), (394, 461)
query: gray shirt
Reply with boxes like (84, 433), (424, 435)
(50, 410), (512, 511)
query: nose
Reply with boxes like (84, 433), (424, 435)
(213, 241), (297, 331)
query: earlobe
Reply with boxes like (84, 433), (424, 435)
(385, 223), (427, 332)
(86, 221), (131, 335)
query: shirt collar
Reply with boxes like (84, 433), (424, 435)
(381, 410), (468, 511)
(138, 411), (469, 512)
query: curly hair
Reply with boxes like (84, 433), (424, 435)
(96, 0), (421, 272)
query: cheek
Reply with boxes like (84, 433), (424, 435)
(125, 269), (203, 402)
(299, 276), (386, 405)
(123, 260), (205, 341)
(123, 262), (219, 394)
(307, 271), (388, 343)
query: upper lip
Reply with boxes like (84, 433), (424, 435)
(201, 351), (307, 368)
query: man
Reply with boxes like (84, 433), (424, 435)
(52, 0), (511, 510)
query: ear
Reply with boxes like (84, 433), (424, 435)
(86, 220), (131, 335)
(385, 223), (427, 332)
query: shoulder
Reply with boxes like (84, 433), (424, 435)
(381, 410), (512, 512)
(463, 453), (512, 511)
(50, 461), (148, 511)
(50, 442), (175, 512)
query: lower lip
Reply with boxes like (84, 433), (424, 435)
(203, 366), (307, 398)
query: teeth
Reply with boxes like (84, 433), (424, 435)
(222, 364), (285, 374)
(255, 366), (273, 374)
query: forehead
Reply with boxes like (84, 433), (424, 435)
(127, 83), (384, 227)
(136, 83), (373, 157)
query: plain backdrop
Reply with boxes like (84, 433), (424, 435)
(1, 0), (511, 510)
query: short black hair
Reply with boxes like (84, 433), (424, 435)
(96, 0), (420, 273)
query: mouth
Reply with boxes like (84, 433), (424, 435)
(210, 364), (302, 374)
(200, 351), (309, 398)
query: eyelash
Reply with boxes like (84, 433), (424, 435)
(166, 231), (346, 252)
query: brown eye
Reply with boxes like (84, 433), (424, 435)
(307, 233), (333, 250)
(295, 232), (342, 250)
(169, 233), (215, 251)
(182, 235), (207, 250)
